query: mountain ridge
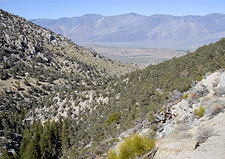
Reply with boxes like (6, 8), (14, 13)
(31, 13), (225, 49)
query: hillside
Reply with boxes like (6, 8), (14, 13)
(153, 70), (225, 159)
(0, 9), (137, 158)
(0, 9), (225, 159)
(109, 69), (225, 159)
(32, 13), (225, 49)
(7, 38), (224, 159)
(82, 39), (225, 158)
(101, 40), (225, 158)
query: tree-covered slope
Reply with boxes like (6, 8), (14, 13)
(39, 38), (224, 158)
(78, 38), (225, 157)
(0, 9), (225, 159)
(0, 9), (137, 158)
(109, 39), (225, 122)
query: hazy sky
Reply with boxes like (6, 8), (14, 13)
(0, 0), (225, 19)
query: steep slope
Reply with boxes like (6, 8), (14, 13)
(32, 13), (225, 48)
(92, 39), (225, 158)
(49, 38), (224, 158)
(154, 70), (225, 159)
(108, 70), (225, 159)
(0, 9), (137, 157)
(1, 9), (225, 159)
(0, 10), (137, 77)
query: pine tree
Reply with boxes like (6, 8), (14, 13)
(49, 120), (61, 158)
(0, 149), (15, 159)
(22, 139), (40, 159)
(39, 121), (52, 159)
(20, 128), (32, 157)
(61, 119), (69, 155)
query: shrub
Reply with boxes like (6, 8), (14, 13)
(194, 106), (205, 119)
(141, 135), (156, 151)
(15, 81), (20, 86)
(0, 70), (9, 80)
(107, 150), (117, 159)
(14, 81), (21, 90)
(48, 76), (54, 84)
(106, 112), (120, 126)
(1, 149), (15, 159)
(107, 134), (155, 159)
(198, 76), (204, 82)
(182, 93), (189, 99)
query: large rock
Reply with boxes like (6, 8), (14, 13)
(154, 138), (199, 159)
(190, 85), (209, 98)
(169, 136), (225, 159)
(217, 73), (225, 87)
(211, 103), (225, 115)
(214, 87), (225, 97)
(154, 112), (225, 159)
(214, 73), (225, 97)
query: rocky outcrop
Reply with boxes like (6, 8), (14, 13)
(109, 71), (225, 158)
(154, 70), (225, 159)
(154, 138), (199, 159)
(215, 72), (225, 97)
(218, 72), (225, 87)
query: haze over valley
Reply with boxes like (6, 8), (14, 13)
(31, 13), (225, 65)
(85, 44), (187, 66)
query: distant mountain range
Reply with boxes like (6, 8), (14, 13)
(31, 13), (225, 49)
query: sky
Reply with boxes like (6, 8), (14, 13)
(0, 0), (225, 19)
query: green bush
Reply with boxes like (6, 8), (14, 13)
(106, 112), (120, 126)
(198, 76), (204, 82)
(107, 134), (155, 159)
(182, 93), (189, 99)
(0, 149), (15, 159)
(107, 150), (117, 159)
(194, 106), (205, 119)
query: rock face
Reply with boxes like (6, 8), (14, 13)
(155, 138), (199, 159)
(104, 70), (225, 159)
(154, 70), (225, 159)
(218, 73), (225, 87)
(170, 112), (225, 159)
(215, 73), (225, 97)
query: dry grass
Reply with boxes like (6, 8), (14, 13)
(194, 106), (205, 119)
(107, 134), (155, 159)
